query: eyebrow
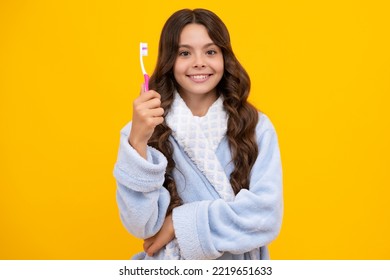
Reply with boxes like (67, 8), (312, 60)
(178, 43), (217, 49)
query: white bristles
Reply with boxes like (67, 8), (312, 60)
(140, 42), (148, 56)
(140, 42), (148, 75)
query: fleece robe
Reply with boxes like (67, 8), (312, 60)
(114, 113), (283, 260)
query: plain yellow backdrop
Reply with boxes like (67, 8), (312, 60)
(1, 0), (389, 259)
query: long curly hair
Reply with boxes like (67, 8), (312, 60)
(148, 8), (259, 214)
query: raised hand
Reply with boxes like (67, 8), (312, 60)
(129, 85), (164, 159)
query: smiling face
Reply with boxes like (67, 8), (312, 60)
(173, 23), (224, 110)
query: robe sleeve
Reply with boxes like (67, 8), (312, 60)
(113, 122), (171, 239)
(172, 115), (283, 259)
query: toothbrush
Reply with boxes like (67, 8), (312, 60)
(140, 42), (149, 91)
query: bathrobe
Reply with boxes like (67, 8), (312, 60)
(114, 97), (283, 260)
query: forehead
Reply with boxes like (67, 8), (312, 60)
(179, 23), (213, 45)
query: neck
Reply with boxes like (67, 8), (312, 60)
(178, 91), (218, 117)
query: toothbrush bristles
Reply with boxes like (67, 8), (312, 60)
(140, 42), (148, 56)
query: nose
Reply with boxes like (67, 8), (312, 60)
(193, 54), (206, 68)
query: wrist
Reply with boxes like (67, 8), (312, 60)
(128, 136), (148, 159)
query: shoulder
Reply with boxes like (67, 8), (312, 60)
(255, 112), (278, 137)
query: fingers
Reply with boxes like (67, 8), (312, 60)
(135, 91), (161, 105)
(134, 106), (164, 123)
(142, 215), (175, 257)
(139, 83), (160, 98)
(143, 237), (153, 254)
(133, 91), (164, 119)
(143, 238), (165, 257)
(143, 238), (156, 257)
(143, 97), (163, 111)
(134, 93), (162, 113)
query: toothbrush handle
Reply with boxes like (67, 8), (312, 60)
(144, 74), (149, 91)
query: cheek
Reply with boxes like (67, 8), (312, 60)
(215, 58), (224, 75)
(173, 61), (185, 77)
(213, 55), (224, 71)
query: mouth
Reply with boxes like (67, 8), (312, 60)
(187, 74), (212, 83)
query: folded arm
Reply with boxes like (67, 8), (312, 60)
(114, 122), (171, 239)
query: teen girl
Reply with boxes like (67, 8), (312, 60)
(114, 8), (283, 260)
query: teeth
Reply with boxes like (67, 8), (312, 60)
(190, 75), (209, 80)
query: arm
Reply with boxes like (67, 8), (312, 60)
(114, 122), (171, 239)
(114, 86), (169, 239)
(172, 116), (283, 259)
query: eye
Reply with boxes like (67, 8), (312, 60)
(206, 50), (217, 55)
(179, 51), (190, 57)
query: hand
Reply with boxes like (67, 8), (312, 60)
(129, 84), (164, 159)
(143, 214), (175, 257)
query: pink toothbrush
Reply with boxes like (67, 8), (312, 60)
(140, 42), (149, 91)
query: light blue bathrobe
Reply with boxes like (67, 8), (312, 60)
(114, 113), (283, 260)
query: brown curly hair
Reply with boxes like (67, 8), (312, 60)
(148, 8), (259, 214)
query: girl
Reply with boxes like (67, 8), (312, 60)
(114, 8), (283, 260)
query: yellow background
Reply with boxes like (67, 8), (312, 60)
(1, 0), (389, 259)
